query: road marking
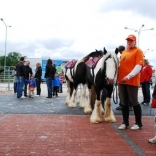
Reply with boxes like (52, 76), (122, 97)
(112, 123), (147, 156)
(0, 114), (9, 121)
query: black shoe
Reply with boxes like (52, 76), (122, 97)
(141, 101), (145, 104)
(24, 95), (28, 97)
(116, 106), (122, 110)
(46, 96), (52, 98)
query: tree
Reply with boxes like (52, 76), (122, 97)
(0, 52), (27, 67)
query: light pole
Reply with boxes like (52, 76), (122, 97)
(124, 25), (154, 48)
(144, 49), (154, 56)
(0, 18), (11, 80)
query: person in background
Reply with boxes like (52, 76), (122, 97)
(12, 66), (18, 94)
(34, 62), (42, 97)
(27, 76), (36, 97)
(140, 59), (152, 106)
(58, 72), (65, 93)
(45, 59), (56, 98)
(52, 72), (60, 97)
(24, 61), (33, 97)
(117, 34), (144, 130)
(16, 57), (26, 98)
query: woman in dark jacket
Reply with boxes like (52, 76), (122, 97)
(44, 59), (56, 98)
(34, 63), (42, 96)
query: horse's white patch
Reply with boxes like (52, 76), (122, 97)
(93, 51), (119, 83)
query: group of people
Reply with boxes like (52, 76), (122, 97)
(12, 57), (64, 98)
(115, 34), (155, 143)
(11, 34), (156, 144)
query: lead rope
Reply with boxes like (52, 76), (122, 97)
(113, 82), (118, 104)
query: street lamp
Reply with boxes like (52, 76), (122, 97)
(144, 49), (154, 56)
(124, 25), (154, 48)
(0, 18), (11, 80)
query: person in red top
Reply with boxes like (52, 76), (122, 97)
(117, 34), (144, 130)
(140, 59), (152, 105)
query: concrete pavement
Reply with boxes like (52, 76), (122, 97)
(0, 83), (156, 156)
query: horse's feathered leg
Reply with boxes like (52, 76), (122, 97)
(104, 98), (116, 122)
(65, 80), (71, 105)
(68, 87), (78, 107)
(90, 86), (103, 123)
(90, 100), (102, 123)
(84, 89), (92, 114)
(79, 84), (87, 108)
(100, 104), (104, 115)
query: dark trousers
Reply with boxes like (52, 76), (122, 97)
(141, 82), (151, 103)
(14, 82), (17, 93)
(53, 86), (59, 96)
(24, 80), (28, 96)
(118, 84), (142, 127)
(36, 79), (41, 95)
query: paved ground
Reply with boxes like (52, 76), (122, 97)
(0, 83), (156, 156)
(0, 83), (154, 116)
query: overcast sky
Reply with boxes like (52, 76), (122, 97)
(0, 0), (156, 67)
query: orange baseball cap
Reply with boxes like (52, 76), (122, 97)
(126, 34), (136, 41)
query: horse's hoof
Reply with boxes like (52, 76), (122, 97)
(84, 109), (92, 115)
(90, 118), (102, 123)
(68, 104), (76, 108)
(105, 118), (116, 123)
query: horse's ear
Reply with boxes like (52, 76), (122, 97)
(103, 47), (107, 55)
(95, 49), (98, 52)
(115, 48), (119, 55)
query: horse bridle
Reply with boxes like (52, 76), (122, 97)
(104, 54), (119, 104)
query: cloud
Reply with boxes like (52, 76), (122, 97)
(0, 0), (155, 65)
(99, 0), (156, 20)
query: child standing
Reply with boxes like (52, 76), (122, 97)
(27, 76), (36, 97)
(12, 66), (18, 94)
(52, 73), (60, 97)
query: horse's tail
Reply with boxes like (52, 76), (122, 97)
(91, 84), (96, 109)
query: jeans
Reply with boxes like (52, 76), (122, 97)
(141, 82), (151, 103)
(17, 77), (25, 98)
(46, 77), (52, 97)
(24, 80), (28, 96)
(59, 83), (63, 93)
(14, 82), (17, 93)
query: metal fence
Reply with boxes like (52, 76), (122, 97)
(0, 66), (14, 91)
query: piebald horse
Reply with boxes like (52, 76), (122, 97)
(65, 50), (103, 108)
(85, 48), (119, 123)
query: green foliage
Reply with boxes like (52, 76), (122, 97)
(0, 52), (27, 66)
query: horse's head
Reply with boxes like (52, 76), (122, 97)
(102, 47), (119, 85)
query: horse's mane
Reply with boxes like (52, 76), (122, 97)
(82, 50), (103, 62)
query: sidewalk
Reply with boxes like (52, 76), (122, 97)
(0, 114), (156, 156)
(0, 83), (156, 155)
